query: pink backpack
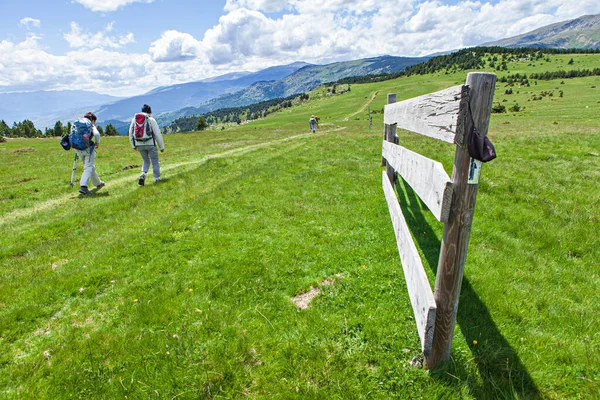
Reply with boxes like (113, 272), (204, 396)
(133, 113), (154, 142)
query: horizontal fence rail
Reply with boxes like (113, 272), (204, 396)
(382, 171), (436, 354)
(381, 141), (453, 222)
(384, 85), (466, 144)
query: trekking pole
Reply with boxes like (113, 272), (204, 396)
(70, 153), (78, 186)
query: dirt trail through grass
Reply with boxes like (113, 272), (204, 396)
(0, 129), (346, 227)
(345, 90), (379, 120)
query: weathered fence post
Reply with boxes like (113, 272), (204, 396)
(385, 94), (398, 183)
(426, 72), (497, 369)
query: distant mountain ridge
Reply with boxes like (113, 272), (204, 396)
(0, 63), (310, 128)
(0, 91), (121, 126)
(93, 62), (311, 125)
(484, 14), (600, 49)
(157, 55), (431, 125)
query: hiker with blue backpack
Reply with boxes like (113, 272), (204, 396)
(129, 104), (164, 185)
(69, 112), (105, 195)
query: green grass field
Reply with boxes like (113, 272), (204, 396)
(1, 53), (599, 399)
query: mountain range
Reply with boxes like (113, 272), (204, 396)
(484, 14), (600, 49)
(156, 55), (431, 126)
(1, 14), (599, 132)
(92, 62), (310, 125)
(0, 91), (122, 128)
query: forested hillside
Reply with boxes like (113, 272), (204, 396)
(158, 46), (600, 134)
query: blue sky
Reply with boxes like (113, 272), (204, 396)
(1, 0), (598, 96)
(0, 1), (229, 56)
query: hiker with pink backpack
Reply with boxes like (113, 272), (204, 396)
(129, 104), (165, 185)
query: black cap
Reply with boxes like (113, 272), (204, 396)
(142, 104), (152, 113)
(83, 112), (97, 121)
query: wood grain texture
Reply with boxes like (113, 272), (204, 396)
(384, 85), (465, 143)
(385, 94), (398, 181)
(382, 141), (453, 222)
(382, 172), (436, 355)
(384, 124), (398, 184)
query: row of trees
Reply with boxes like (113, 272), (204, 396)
(500, 68), (600, 84)
(334, 46), (600, 86)
(528, 68), (600, 80)
(1, 119), (43, 138)
(0, 119), (120, 138)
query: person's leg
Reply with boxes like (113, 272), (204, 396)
(138, 147), (151, 185)
(139, 148), (151, 174)
(79, 150), (90, 187)
(148, 146), (160, 181)
(87, 149), (102, 187)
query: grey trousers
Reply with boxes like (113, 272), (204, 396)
(75, 148), (101, 187)
(138, 146), (160, 179)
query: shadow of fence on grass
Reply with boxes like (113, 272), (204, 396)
(395, 177), (540, 399)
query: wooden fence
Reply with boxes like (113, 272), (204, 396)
(381, 72), (496, 369)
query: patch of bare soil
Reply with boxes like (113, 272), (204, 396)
(291, 274), (344, 310)
(12, 147), (35, 153)
(120, 165), (141, 171)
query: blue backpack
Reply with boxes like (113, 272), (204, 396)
(69, 118), (94, 150)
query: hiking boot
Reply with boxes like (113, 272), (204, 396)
(79, 186), (90, 195)
(138, 175), (145, 186)
(155, 178), (161, 183)
(96, 182), (105, 190)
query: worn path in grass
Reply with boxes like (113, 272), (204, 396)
(345, 90), (379, 121)
(0, 129), (344, 227)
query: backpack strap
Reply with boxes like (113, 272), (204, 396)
(146, 116), (156, 146)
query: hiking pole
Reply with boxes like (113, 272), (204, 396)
(70, 153), (78, 186)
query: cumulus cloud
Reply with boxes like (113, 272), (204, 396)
(149, 31), (203, 62)
(3, 0), (600, 97)
(0, 34), (157, 96)
(201, 9), (281, 64)
(224, 0), (291, 13)
(553, 0), (600, 20)
(19, 17), (41, 29)
(216, 0), (600, 61)
(74, 0), (153, 12)
(64, 22), (135, 49)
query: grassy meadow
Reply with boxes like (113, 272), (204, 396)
(0, 53), (599, 399)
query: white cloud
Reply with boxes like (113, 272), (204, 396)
(2, 0), (600, 97)
(64, 22), (135, 49)
(0, 34), (218, 96)
(0, 34), (153, 96)
(149, 31), (203, 62)
(290, 0), (381, 14)
(201, 9), (282, 64)
(19, 17), (41, 29)
(224, 0), (291, 13)
(553, 0), (600, 20)
(74, 0), (153, 12)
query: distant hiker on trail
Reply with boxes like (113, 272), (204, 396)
(70, 112), (104, 195)
(309, 115), (317, 133)
(315, 116), (319, 127)
(129, 104), (164, 185)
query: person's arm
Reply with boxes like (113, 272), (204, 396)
(150, 118), (164, 151)
(129, 118), (136, 149)
(92, 126), (101, 147)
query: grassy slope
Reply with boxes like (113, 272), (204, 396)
(0, 53), (599, 399)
